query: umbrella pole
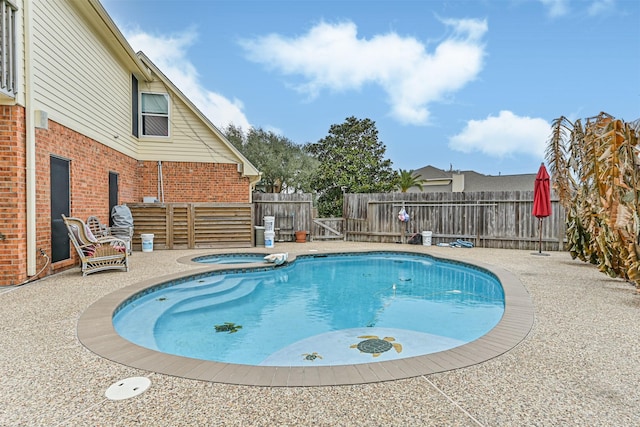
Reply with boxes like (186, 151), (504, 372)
(538, 218), (543, 254)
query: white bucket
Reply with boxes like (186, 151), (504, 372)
(264, 231), (275, 248)
(141, 234), (155, 252)
(421, 231), (432, 246)
(264, 216), (275, 233)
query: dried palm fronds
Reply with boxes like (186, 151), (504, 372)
(545, 112), (640, 288)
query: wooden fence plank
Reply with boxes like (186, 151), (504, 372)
(128, 203), (253, 250)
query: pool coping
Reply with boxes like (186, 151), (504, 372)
(77, 249), (534, 387)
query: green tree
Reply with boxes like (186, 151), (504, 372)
(305, 116), (397, 216)
(397, 169), (425, 192)
(224, 125), (318, 193)
(224, 124), (245, 152)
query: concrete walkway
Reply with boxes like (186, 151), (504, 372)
(1, 242), (638, 426)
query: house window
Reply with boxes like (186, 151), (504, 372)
(0, 0), (17, 97)
(141, 92), (169, 137)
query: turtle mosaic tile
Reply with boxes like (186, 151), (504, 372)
(351, 335), (403, 357)
(261, 328), (462, 367)
(302, 352), (323, 361)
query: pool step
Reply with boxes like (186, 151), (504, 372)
(167, 278), (261, 315)
(171, 276), (243, 295)
(114, 277), (261, 350)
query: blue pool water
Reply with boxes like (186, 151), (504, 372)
(113, 252), (504, 366)
(192, 253), (268, 264)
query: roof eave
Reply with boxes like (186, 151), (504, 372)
(76, 0), (153, 81)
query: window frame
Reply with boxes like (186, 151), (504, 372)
(0, 0), (17, 98)
(139, 91), (170, 138)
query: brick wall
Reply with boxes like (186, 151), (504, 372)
(0, 106), (27, 285)
(36, 121), (140, 223)
(137, 161), (250, 203)
(33, 120), (141, 280)
(1, 109), (252, 285)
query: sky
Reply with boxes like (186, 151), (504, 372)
(101, 0), (640, 176)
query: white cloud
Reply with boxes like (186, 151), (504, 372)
(239, 18), (487, 125)
(587, 0), (616, 16)
(448, 111), (551, 158)
(539, 0), (616, 18)
(122, 27), (251, 131)
(539, 0), (571, 17)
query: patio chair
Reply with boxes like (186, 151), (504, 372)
(87, 215), (133, 254)
(87, 215), (109, 237)
(62, 215), (129, 276)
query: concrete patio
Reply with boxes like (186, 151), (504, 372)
(1, 242), (638, 426)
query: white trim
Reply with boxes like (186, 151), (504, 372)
(0, 0), (18, 97)
(24, 0), (35, 275)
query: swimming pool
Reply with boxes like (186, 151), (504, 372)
(77, 247), (534, 386)
(113, 252), (504, 367)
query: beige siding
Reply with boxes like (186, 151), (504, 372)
(31, 0), (136, 156)
(136, 79), (244, 164)
(20, 0), (254, 170)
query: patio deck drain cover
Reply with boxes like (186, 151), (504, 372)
(105, 377), (151, 400)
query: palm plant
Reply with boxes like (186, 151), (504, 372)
(397, 169), (425, 192)
(545, 112), (640, 287)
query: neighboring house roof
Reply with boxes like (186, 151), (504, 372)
(461, 170), (537, 192)
(412, 165), (537, 193)
(410, 165), (456, 192)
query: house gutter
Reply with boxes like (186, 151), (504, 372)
(23, 0), (36, 276)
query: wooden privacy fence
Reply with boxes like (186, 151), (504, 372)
(127, 203), (253, 249)
(126, 192), (566, 251)
(344, 191), (566, 250)
(252, 191), (565, 250)
(252, 193), (314, 242)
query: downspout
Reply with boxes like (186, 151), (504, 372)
(157, 161), (164, 202)
(24, 0), (36, 276)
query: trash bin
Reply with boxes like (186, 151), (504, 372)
(255, 226), (265, 247)
(421, 231), (432, 246)
(141, 234), (154, 252)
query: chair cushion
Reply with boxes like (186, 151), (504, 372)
(84, 224), (98, 243)
(69, 223), (96, 255)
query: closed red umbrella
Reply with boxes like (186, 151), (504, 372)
(532, 163), (551, 254)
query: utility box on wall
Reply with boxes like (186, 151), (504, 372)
(34, 110), (48, 129)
